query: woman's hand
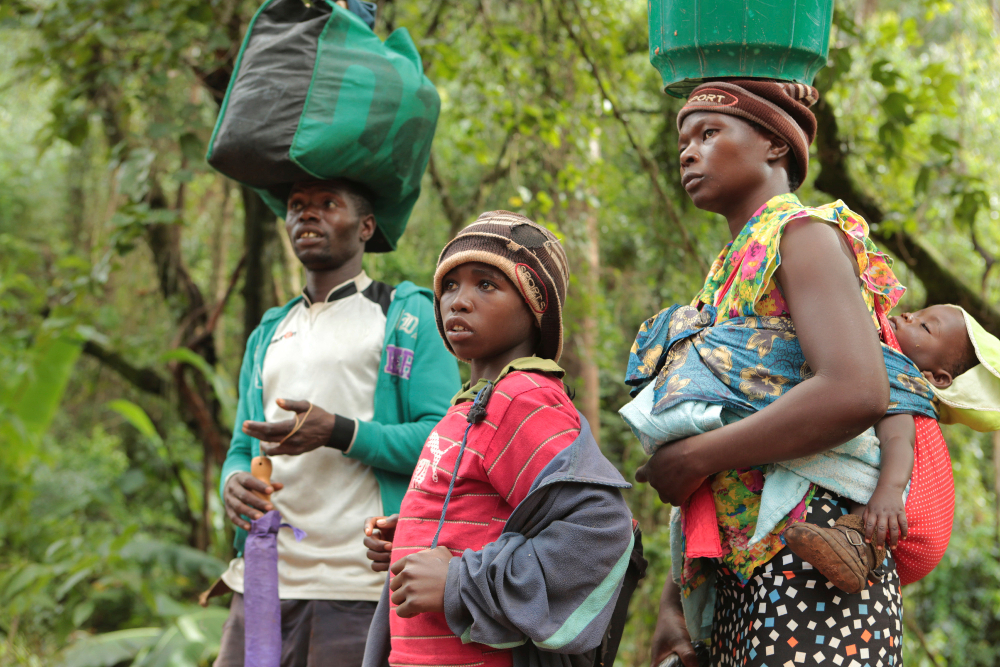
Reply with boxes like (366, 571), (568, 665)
(364, 514), (399, 572)
(862, 486), (907, 549)
(635, 438), (707, 506)
(389, 546), (454, 618)
(650, 578), (699, 667)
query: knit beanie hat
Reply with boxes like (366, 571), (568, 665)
(676, 80), (819, 188)
(433, 211), (570, 362)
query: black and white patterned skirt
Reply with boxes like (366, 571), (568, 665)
(711, 491), (904, 667)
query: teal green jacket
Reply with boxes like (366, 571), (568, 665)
(220, 281), (460, 553)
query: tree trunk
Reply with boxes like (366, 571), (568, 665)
(210, 180), (233, 358)
(200, 440), (213, 552)
(856, 0), (879, 23)
(994, 432), (1000, 547)
(578, 137), (602, 442)
(240, 185), (278, 353)
(812, 97), (1000, 339)
(579, 207), (601, 442)
(67, 147), (89, 249)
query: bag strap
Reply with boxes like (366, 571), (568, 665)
(592, 522), (648, 667)
(429, 382), (493, 549)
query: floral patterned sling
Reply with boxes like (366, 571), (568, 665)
(686, 193), (905, 588)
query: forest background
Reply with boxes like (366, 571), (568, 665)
(2, 0), (1000, 665)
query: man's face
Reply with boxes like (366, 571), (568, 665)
(439, 262), (538, 362)
(285, 181), (374, 271)
(888, 304), (969, 388)
(677, 112), (780, 214)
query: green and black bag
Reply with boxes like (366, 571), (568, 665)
(207, 0), (439, 252)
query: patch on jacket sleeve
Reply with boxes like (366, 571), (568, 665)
(384, 344), (414, 379)
(398, 312), (419, 336)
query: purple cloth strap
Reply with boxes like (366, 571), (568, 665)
(280, 523), (307, 542)
(244, 510), (306, 667)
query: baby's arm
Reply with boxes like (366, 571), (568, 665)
(866, 413), (916, 548)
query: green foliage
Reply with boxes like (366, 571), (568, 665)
(57, 628), (163, 667)
(159, 349), (237, 430)
(1, 0), (999, 665)
(56, 608), (228, 667)
(107, 400), (161, 441)
(898, 425), (1000, 665)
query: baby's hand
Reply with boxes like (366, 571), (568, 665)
(862, 487), (908, 549)
(364, 514), (399, 572)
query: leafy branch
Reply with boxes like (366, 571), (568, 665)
(82, 342), (168, 397)
(427, 132), (513, 239)
(554, 0), (708, 274)
(812, 96), (1000, 338)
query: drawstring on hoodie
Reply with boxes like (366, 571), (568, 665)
(430, 381), (494, 549)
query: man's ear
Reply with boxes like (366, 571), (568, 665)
(359, 214), (377, 243)
(922, 368), (953, 390)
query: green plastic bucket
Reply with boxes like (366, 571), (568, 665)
(649, 0), (834, 97)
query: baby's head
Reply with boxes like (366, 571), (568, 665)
(889, 304), (977, 389)
(433, 211), (569, 364)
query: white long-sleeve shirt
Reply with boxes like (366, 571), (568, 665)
(221, 271), (389, 601)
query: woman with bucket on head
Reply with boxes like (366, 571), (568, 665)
(626, 80), (945, 667)
(635, 5), (965, 665)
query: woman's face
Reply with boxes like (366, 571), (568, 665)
(677, 112), (778, 214)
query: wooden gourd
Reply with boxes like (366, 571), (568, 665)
(251, 456), (273, 503)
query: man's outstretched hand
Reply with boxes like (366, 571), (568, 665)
(242, 399), (337, 456)
(223, 472), (285, 530)
(389, 546), (453, 618)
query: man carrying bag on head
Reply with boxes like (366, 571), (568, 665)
(204, 3), (459, 665)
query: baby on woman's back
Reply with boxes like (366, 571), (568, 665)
(622, 302), (998, 593)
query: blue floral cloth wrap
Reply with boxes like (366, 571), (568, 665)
(622, 304), (938, 544)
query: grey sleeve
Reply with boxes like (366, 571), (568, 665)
(443, 483), (635, 654)
(361, 579), (392, 667)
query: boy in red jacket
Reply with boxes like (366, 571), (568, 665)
(361, 211), (636, 667)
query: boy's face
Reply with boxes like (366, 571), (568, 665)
(889, 304), (969, 388)
(439, 262), (539, 363)
(285, 180), (374, 271)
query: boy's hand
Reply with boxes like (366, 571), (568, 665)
(223, 473), (285, 530)
(862, 486), (907, 549)
(389, 546), (454, 618)
(364, 515), (399, 572)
